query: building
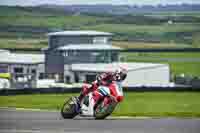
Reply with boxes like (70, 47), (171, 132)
(71, 63), (170, 87)
(0, 49), (45, 88)
(44, 30), (170, 86)
(44, 31), (121, 83)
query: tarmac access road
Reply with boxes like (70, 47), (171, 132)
(0, 108), (200, 133)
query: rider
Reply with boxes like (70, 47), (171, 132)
(78, 67), (127, 106)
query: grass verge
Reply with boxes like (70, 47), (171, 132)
(0, 92), (200, 117)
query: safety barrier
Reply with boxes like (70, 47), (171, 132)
(0, 86), (200, 96)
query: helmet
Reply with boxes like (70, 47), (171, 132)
(114, 67), (127, 81)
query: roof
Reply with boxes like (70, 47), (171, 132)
(47, 30), (113, 36)
(0, 52), (44, 64)
(0, 49), (9, 53)
(71, 63), (168, 72)
(57, 44), (121, 51)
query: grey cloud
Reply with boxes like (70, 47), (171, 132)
(0, 0), (199, 6)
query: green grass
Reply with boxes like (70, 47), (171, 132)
(0, 6), (104, 28)
(83, 23), (200, 35)
(0, 92), (200, 117)
(169, 62), (200, 77)
(0, 15), (102, 28)
(113, 92), (200, 117)
(83, 23), (200, 44)
(122, 52), (200, 59)
(113, 41), (191, 48)
(0, 38), (47, 49)
(0, 93), (77, 110)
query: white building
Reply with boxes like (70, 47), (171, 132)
(0, 50), (45, 88)
(70, 62), (170, 87)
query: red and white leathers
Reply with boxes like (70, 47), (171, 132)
(79, 72), (124, 105)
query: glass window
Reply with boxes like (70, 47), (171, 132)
(0, 65), (8, 73)
(27, 68), (30, 73)
(93, 37), (108, 44)
(31, 69), (36, 74)
(63, 51), (68, 57)
(86, 74), (97, 83)
(39, 73), (44, 79)
(14, 67), (23, 73)
(111, 52), (119, 62)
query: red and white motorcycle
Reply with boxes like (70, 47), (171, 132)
(60, 83), (120, 119)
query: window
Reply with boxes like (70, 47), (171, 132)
(14, 67), (23, 73)
(63, 51), (69, 57)
(93, 37), (108, 44)
(74, 73), (79, 83)
(39, 73), (44, 79)
(86, 74), (97, 83)
(111, 52), (119, 62)
(0, 65), (8, 73)
(65, 76), (71, 84)
(27, 68), (30, 73)
(31, 69), (36, 74)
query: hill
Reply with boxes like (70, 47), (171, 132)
(0, 5), (200, 48)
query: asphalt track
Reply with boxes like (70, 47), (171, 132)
(0, 108), (200, 133)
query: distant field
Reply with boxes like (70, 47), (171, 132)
(0, 39), (192, 50)
(0, 6), (200, 45)
(0, 15), (103, 28)
(121, 52), (200, 58)
(0, 38), (47, 49)
(83, 23), (200, 35)
(143, 11), (200, 17)
(83, 23), (200, 44)
(0, 6), (105, 28)
(1, 92), (200, 117)
(113, 41), (191, 48)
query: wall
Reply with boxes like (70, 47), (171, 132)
(45, 50), (64, 74)
(123, 65), (170, 86)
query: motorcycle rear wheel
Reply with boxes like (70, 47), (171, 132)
(60, 97), (79, 119)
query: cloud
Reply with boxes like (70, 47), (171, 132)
(0, 0), (199, 6)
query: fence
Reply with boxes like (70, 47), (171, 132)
(1, 86), (200, 96)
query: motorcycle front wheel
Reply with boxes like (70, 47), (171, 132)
(94, 96), (117, 120)
(60, 97), (79, 119)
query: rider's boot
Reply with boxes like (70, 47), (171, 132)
(74, 96), (82, 113)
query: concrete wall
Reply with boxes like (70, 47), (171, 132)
(123, 65), (170, 87)
(45, 51), (64, 74)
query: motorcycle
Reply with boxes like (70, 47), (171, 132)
(60, 84), (118, 119)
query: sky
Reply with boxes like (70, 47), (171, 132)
(0, 0), (198, 6)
